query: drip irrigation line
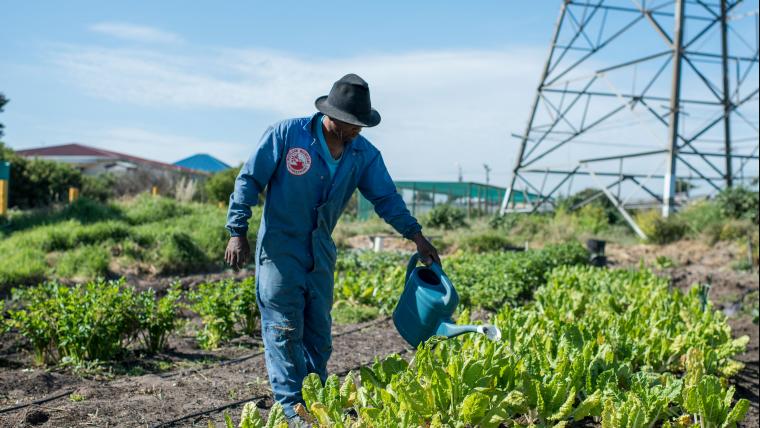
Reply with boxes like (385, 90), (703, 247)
(0, 316), (396, 418)
(149, 394), (270, 428)
(150, 344), (411, 427)
(0, 389), (76, 414)
(158, 316), (392, 379)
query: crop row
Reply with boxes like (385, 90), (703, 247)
(235, 266), (750, 427)
(1, 277), (258, 365)
(1, 243), (588, 367)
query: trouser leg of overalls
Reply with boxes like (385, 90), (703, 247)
(256, 259), (334, 418)
(303, 270), (333, 382)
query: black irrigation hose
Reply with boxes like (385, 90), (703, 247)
(158, 316), (392, 379)
(150, 344), (411, 427)
(0, 316), (396, 418)
(149, 394), (270, 428)
(0, 389), (76, 415)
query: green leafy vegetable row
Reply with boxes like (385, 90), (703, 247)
(2, 277), (260, 364)
(253, 266), (750, 427)
(334, 242), (588, 313)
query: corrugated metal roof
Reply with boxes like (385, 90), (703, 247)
(173, 153), (231, 173)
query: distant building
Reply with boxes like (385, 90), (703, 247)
(173, 153), (231, 173)
(16, 143), (207, 177)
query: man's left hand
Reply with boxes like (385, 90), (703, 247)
(411, 232), (441, 266)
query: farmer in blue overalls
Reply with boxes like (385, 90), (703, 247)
(224, 73), (440, 419)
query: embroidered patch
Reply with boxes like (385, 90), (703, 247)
(285, 148), (312, 176)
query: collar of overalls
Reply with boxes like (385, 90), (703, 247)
(303, 112), (367, 151)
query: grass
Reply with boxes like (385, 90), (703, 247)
(0, 194), (261, 291)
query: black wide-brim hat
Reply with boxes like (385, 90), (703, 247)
(315, 73), (381, 127)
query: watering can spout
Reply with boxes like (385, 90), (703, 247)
(435, 321), (502, 342)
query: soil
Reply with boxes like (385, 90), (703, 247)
(0, 317), (411, 427)
(1, 240), (757, 427)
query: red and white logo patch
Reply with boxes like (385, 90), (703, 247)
(285, 147), (312, 176)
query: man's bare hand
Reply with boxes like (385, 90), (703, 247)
(225, 236), (251, 270)
(411, 232), (441, 266)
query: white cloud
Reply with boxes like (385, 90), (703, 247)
(89, 22), (183, 44)
(49, 43), (547, 182)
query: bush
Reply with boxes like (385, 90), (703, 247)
(205, 165), (241, 204)
(716, 186), (759, 223)
(188, 278), (259, 349)
(136, 285), (182, 354)
(635, 210), (687, 244)
(423, 205), (468, 230)
(7, 280), (138, 365)
(81, 174), (117, 202)
(0, 143), (82, 209)
(460, 232), (514, 252)
(155, 231), (212, 275)
(678, 199), (723, 238)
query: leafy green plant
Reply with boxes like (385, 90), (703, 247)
(298, 266), (749, 426)
(459, 232), (513, 252)
(7, 279), (138, 365)
(188, 278), (259, 349)
(715, 186), (759, 223)
(136, 284), (183, 354)
(423, 204), (468, 230)
(635, 210), (687, 244)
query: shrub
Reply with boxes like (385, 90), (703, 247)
(0, 143), (82, 209)
(460, 232), (514, 252)
(424, 205), (468, 230)
(188, 278), (259, 349)
(678, 199), (723, 238)
(156, 231), (211, 275)
(716, 186), (759, 223)
(7, 279), (138, 365)
(205, 165), (241, 204)
(136, 285), (182, 354)
(124, 194), (192, 225)
(635, 210), (687, 244)
(81, 174), (117, 202)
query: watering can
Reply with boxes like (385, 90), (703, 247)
(392, 253), (502, 348)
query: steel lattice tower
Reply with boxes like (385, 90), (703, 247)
(500, 0), (759, 237)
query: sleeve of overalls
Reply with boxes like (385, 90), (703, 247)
(225, 126), (283, 237)
(358, 151), (422, 239)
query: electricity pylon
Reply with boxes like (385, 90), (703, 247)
(501, 0), (759, 237)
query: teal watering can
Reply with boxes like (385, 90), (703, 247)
(392, 253), (502, 348)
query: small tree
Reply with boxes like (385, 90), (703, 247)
(205, 165), (241, 204)
(0, 93), (8, 138)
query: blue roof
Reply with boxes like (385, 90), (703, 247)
(174, 154), (231, 173)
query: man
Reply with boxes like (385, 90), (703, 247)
(224, 73), (439, 418)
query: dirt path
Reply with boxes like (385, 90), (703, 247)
(0, 318), (411, 427)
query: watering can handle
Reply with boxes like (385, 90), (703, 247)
(405, 253), (454, 304)
(405, 253), (421, 284)
(430, 261), (454, 304)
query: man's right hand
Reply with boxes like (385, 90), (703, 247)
(225, 236), (251, 270)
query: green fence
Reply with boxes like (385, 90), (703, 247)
(357, 181), (541, 220)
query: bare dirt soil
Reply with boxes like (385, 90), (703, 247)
(1, 240), (757, 427)
(0, 316), (411, 427)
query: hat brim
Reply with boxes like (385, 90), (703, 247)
(315, 96), (381, 127)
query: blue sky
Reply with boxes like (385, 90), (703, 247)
(1, 1), (757, 193)
(1, 1), (558, 185)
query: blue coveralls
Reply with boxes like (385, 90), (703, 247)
(225, 113), (421, 417)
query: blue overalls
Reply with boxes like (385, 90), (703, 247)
(226, 113), (421, 417)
